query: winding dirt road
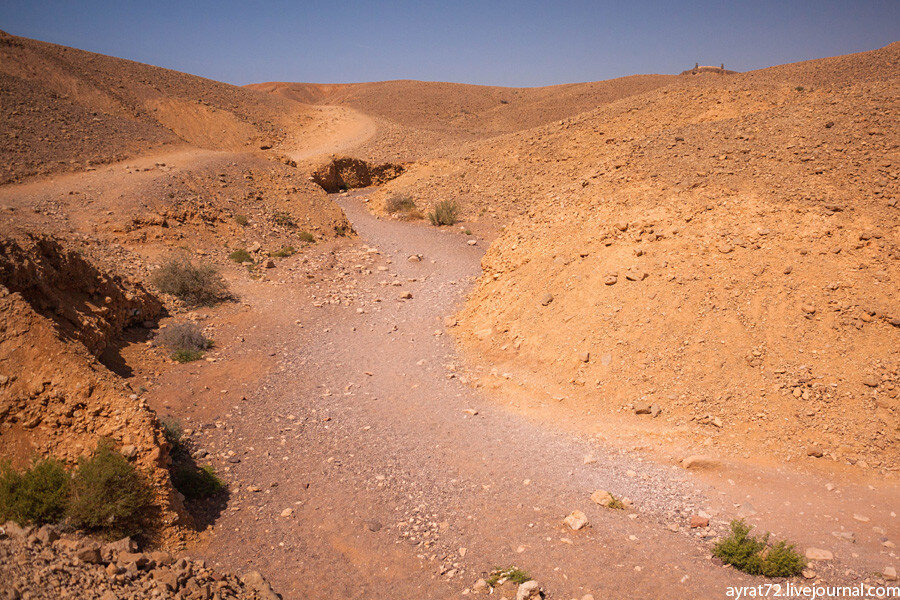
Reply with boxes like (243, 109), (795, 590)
(147, 193), (783, 599)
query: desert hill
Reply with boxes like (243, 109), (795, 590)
(372, 41), (900, 471)
(248, 74), (676, 159)
(0, 30), (312, 183)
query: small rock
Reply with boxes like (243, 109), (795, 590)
(634, 403), (651, 415)
(807, 447), (824, 458)
(590, 490), (615, 508)
(120, 445), (138, 459)
(802, 568), (817, 579)
(805, 548), (833, 561)
(516, 580), (541, 600)
(35, 525), (59, 545)
(399, 291), (413, 300)
(883, 566), (897, 581)
(603, 274), (617, 286)
(241, 571), (281, 600)
(472, 578), (489, 593)
(690, 516), (709, 528)
(862, 375), (880, 387)
(364, 521), (382, 532)
(264, 259), (275, 269)
(408, 254), (422, 262)
(540, 293), (554, 306)
(76, 545), (102, 564)
(280, 508), (293, 518)
(563, 510), (589, 530)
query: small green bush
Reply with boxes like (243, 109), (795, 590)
(270, 246), (295, 258)
(234, 215), (248, 226)
(171, 465), (224, 501)
(297, 231), (315, 243)
(0, 459), (70, 525)
(229, 248), (252, 263)
(713, 520), (805, 578)
(152, 256), (231, 306)
(172, 349), (203, 363)
(272, 211), (296, 228)
(68, 441), (153, 538)
(485, 566), (531, 587)
(427, 200), (459, 226)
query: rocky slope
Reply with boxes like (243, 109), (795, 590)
(0, 30), (310, 184)
(377, 41), (900, 473)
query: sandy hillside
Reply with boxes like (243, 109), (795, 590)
(248, 75), (676, 159)
(0, 30), (314, 184)
(374, 42), (900, 473)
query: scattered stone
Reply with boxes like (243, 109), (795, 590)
(241, 571), (281, 600)
(364, 521), (382, 532)
(76, 545), (102, 564)
(120, 445), (138, 459)
(862, 375), (880, 387)
(603, 274), (617, 285)
(805, 548), (833, 561)
(35, 525), (59, 545)
(681, 455), (717, 470)
(690, 516), (709, 528)
(563, 510), (589, 530)
(807, 447), (824, 458)
(884, 566), (898, 581)
(280, 508), (293, 518)
(399, 291), (413, 300)
(634, 403), (652, 415)
(590, 490), (615, 507)
(516, 580), (541, 600)
(540, 293), (554, 306)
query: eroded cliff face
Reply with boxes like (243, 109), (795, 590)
(0, 234), (188, 541)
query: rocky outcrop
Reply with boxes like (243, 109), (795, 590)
(310, 156), (404, 193)
(0, 522), (281, 599)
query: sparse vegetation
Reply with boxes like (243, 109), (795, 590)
(234, 214), (248, 226)
(385, 194), (417, 214)
(272, 210), (297, 228)
(713, 520), (805, 578)
(156, 322), (212, 362)
(67, 441), (153, 538)
(152, 256), (231, 306)
(270, 245), (296, 258)
(229, 248), (252, 263)
(0, 459), (70, 525)
(427, 200), (459, 226)
(298, 231), (316, 243)
(485, 566), (531, 587)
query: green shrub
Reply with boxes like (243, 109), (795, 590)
(172, 349), (203, 363)
(298, 231), (315, 243)
(229, 248), (252, 263)
(234, 215), (248, 226)
(0, 459), (70, 525)
(485, 566), (531, 587)
(68, 441), (153, 538)
(171, 465), (223, 501)
(427, 200), (459, 226)
(272, 211), (296, 228)
(713, 520), (805, 578)
(152, 256), (231, 306)
(385, 194), (416, 214)
(270, 246), (295, 258)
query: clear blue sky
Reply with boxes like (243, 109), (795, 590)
(1, 1), (897, 87)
